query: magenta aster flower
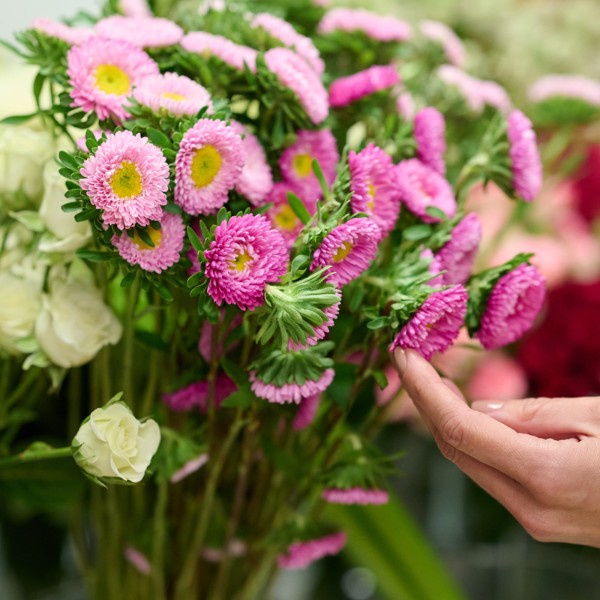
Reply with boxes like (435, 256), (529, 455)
(436, 213), (482, 285)
(32, 18), (94, 45)
(318, 8), (411, 42)
(132, 72), (212, 117)
(288, 291), (341, 350)
(279, 130), (338, 199)
(162, 374), (236, 412)
(112, 212), (185, 273)
(396, 159), (456, 224)
(67, 37), (159, 122)
(475, 264), (546, 349)
(204, 214), (288, 311)
(322, 487), (389, 505)
(329, 65), (400, 108)
(507, 110), (543, 202)
(174, 119), (246, 216)
(119, 0), (152, 17)
(95, 16), (183, 48)
(278, 532), (346, 570)
(264, 48), (329, 125)
(250, 368), (334, 404)
(181, 32), (258, 72)
(414, 107), (446, 176)
(251, 13), (324, 75)
(266, 182), (314, 248)
(229, 121), (273, 207)
(80, 130), (168, 230)
(389, 285), (468, 360)
(310, 219), (380, 287)
(349, 143), (400, 239)
(420, 20), (465, 67)
(293, 394), (321, 430)
(528, 75), (600, 107)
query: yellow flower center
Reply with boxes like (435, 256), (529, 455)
(94, 64), (131, 95)
(333, 241), (353, 263)
(191, 145), (222, 188)
(229, 249), (253, 271)
(273, 204), (299, 231)
(132, 226), (163, 251)
(292, 153), (313, 178)
(161, 92), (187, 102)
(110, 161), (143, 199)
(367, 181), (376, 211)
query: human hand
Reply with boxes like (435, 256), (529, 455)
(392, 348), (600, 548)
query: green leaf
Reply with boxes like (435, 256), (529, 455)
(216, 206), (228, 225)
(403, 224), (433, 241)
(367, 316), (391, 330)
(188, 226), (204, 252)
(76, 249), (113, 262)
(146, 127), (172, 148)
(58, 150), (79, 170)
(0, 112), (38, 125)
(220, 384), (254, 408)
(425, 206), (449, 221)
(135, 329), (169, 352)
(287, 191), (311, 225)
(372, 369), (389, 390)
(221, 358), (249, 387)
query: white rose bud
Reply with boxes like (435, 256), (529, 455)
(73, 402), (160, 483)
(35, 279), (122, 368)
(38, 161), (92, 254)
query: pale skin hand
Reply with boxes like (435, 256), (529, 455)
(392, 348), (600, 548)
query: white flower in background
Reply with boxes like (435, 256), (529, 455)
(0, 223), (34, 271)
(35, 277), (122, 368)
(38, 161), (92, 254)
(0, 272), (43, 353)
(73, 401), (160, 483)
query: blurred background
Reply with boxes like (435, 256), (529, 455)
(2, 1), (600, 599)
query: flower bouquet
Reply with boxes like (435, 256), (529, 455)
(0, 0), (549, 598)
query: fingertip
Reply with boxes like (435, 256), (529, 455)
(392, 348), (408, 376)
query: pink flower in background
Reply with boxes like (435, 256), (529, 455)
(322, 488), (389, 505)
(390, 286), (468, 360)
(32, 18), (94, 45)
(162, 374), (236, 412)
(349, 143), (400, 238)
(181, 32), (258, 72)
(251, 13), (324, 75)
(466, 353), (528, 402)
(264, 48), (329, 124)
(133, 72), (212, 116)
(80, 130), (168, 229)
(414, 107), (446, 176)
(528, 75), (600, 107)
(174, 118), (246, 215)
(329, 65), (400, 108)
(170, 453), (209, 484)
(310, 218), (380, 286)
(318, 8), (411, 42)
(204, 214), (288, 310)
(279, 129), (339, 199)
(420, 20), (465, 66)
(198, 314), (243, 363)
(279, 532), (346, 569)
(436, 213), (482, 285)
(119, 0), (152, 17)
(293, 394), (321, 430)
(507, 110), (542, 202)
(396, 159), (456, 223)
(250, 368), (335, 404)
(112, 212), (185, 273)
(475, 264), (546, 349)
(96, 16), (183, 48)
(396, 91), (416, 121)
(67, 37), (159, 122)
(124, 546), (151, 575)
(265, 182), (313, 247)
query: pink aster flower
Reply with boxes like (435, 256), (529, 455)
(293, 394), (321, 430)
(95, 16), (183, 48)
(204, 214), (288, 311)
(278, 532), (346, 570)
(119, 0), (152, 18)
(288, 290), (341, 350)
(436, 213), (482, 285)
(322, 487), (389, 505)
(507, 110), (543, 202)
(266, 182), (315, 248)
(310, 218), (380, 287)
(174, 118), (246, 216)
(264, 48), (329, 125)
(389, 285), (468, 360)
(132, 72), (212, 116)
(279, 130), (338, 199)
(197, 314), (243, 362)
(329, 65), (400, 108)
(318, 8), (411, 42)
(32, 18), (94, 45)
(475, 264), (546, 349)
(349, 144), (400, 239)
(251, 13), (324, 75)
(162, 374), (237, 412)
(420, 20), (465, 67)
(528, 75), (600, 107)
(250, 368), (335, 404)
(396, 91), (416, 121)
(414, 107), (446, 176)
(80, 130), (168, 230)
(67, 37), (159, 122)
(396, 159), (456, 223)
(112, 212), (185, 273)
(181, 32), (258, 72)
(229, 121), (273, 207)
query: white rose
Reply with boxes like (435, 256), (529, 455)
(73, 402), (160, 483)
(38, 161), (92, 253)
(35, 279), (122, 368)
(0, 272), (42, 353)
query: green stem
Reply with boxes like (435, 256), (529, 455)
(0, 446), (71, 468)
(152, 480), (168, 600)
(123, 278), (141, 408)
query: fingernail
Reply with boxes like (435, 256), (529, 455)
(393, 348), (408, 375)
(471, 401), (504, 413)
